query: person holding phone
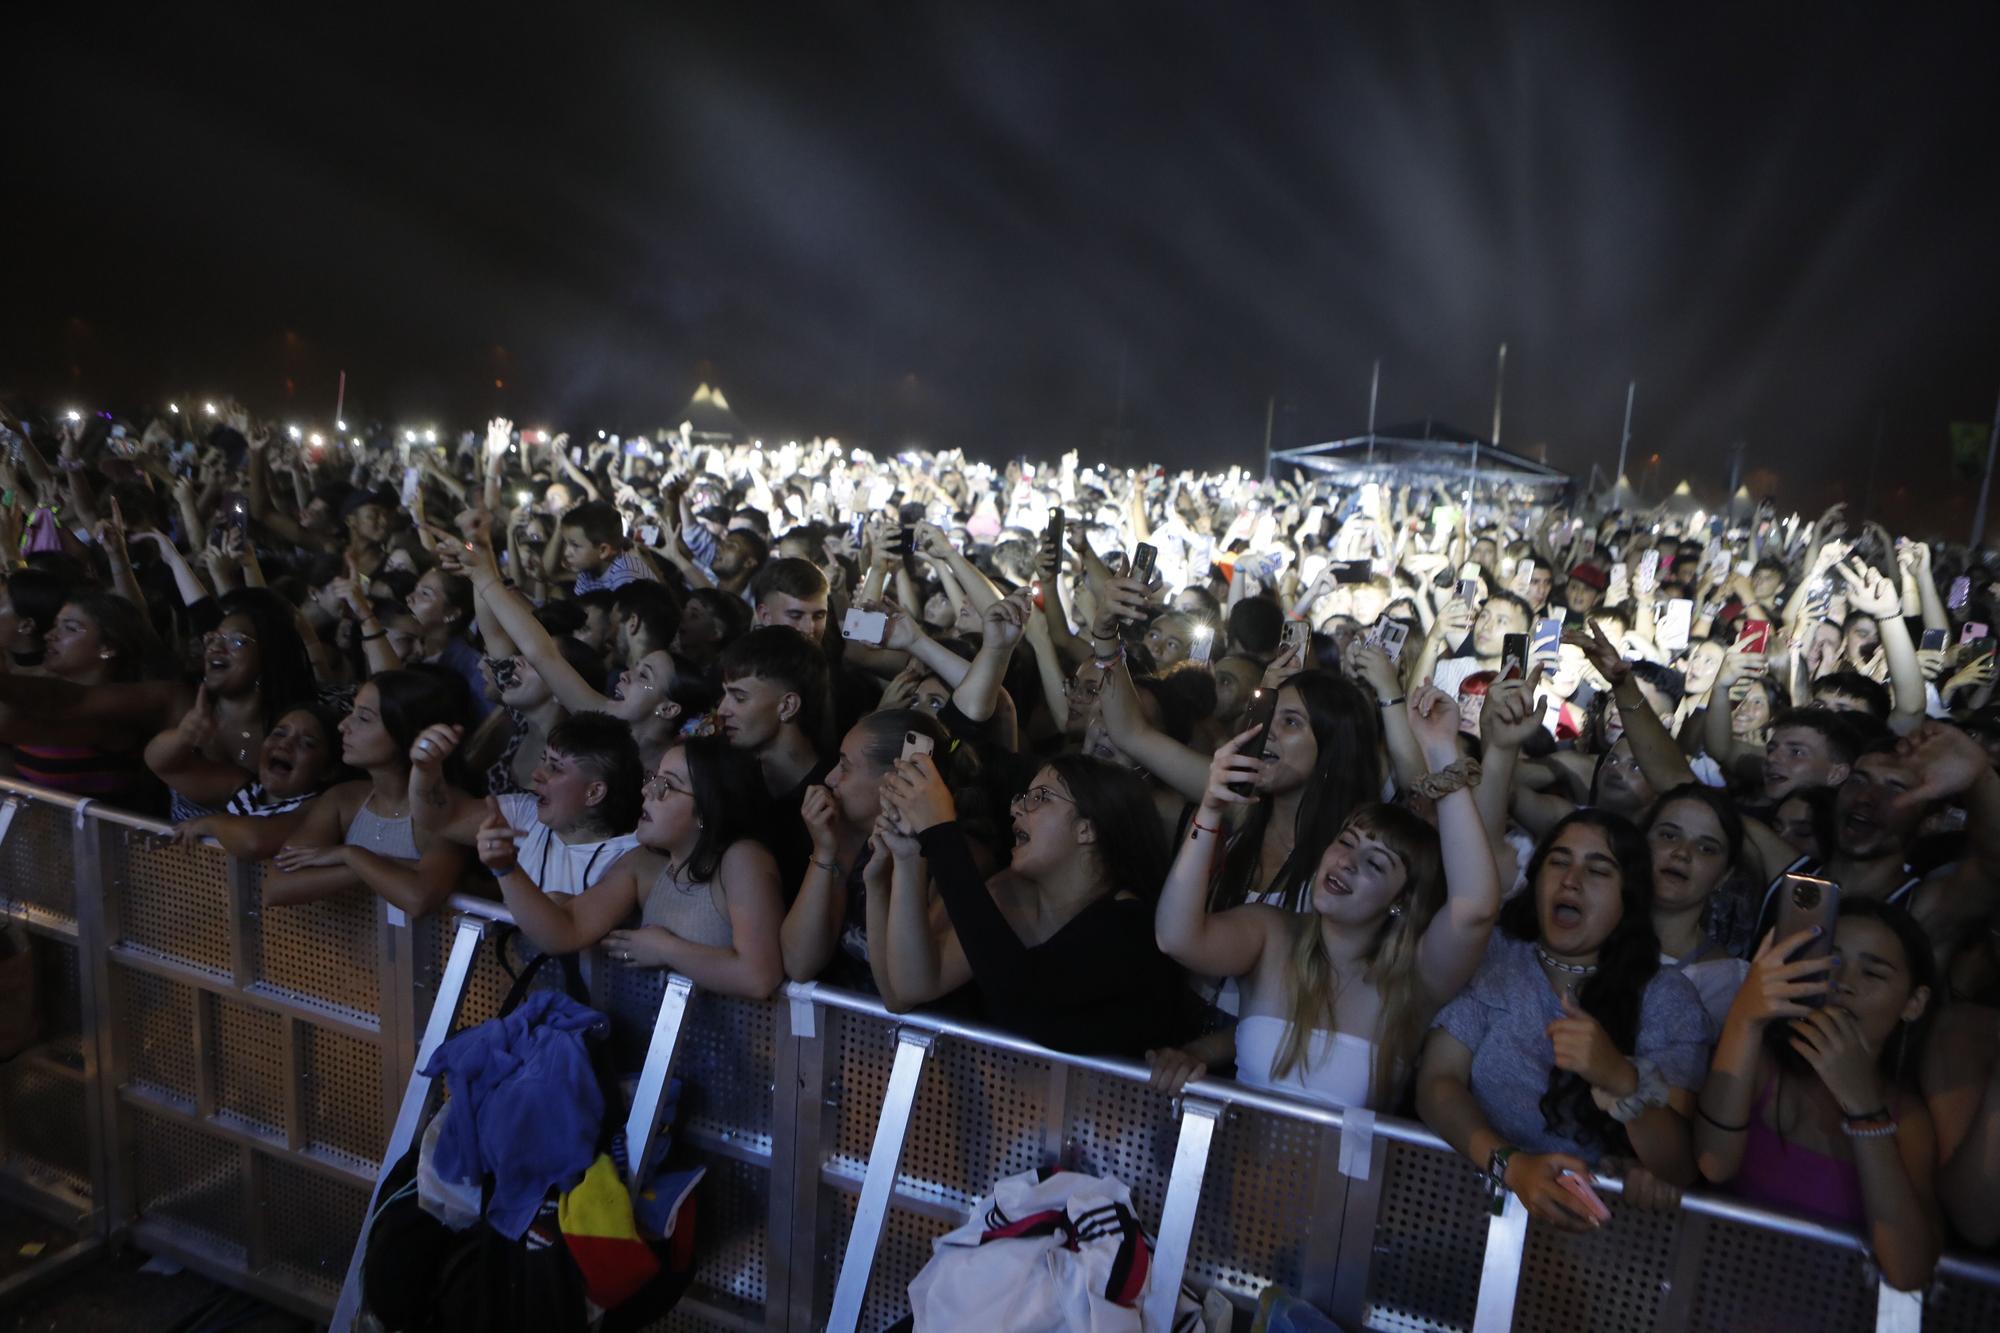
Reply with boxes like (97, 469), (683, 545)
(1417, 811), (1709, 1230)
(1694, 900), (1939, 1290)
(1152, 683), (1499, 1109)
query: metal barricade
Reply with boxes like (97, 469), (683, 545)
(3, 774), (2000, 1332)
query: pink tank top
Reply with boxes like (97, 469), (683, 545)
(1731, 1078), (1866, 1228)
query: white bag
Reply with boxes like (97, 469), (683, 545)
(414, 1102), (482, 1232)
(907, 1169), (1156, 1332)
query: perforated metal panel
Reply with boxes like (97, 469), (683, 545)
(120, 967), (198, 1105)
(1683, 1215), (1877, 1332)
(208, 996), (286, 1134)
(1179, 1104), (1324, 1299)
(1513, 1199), (1680, 1332)
(249, 864), (380, 1018)
(0, 797), (77, 922)
(261, 1154), (369, 1304)
(1062, 1065), (1185, 1221)
(674, 990), (777, 1151)
(1927, 1271), (2000, 1333)
(302, 1024), (384, 1169)
(110, 832), (233, 976)
(814, 1181), (953, 1333)
(132, 1107), (248, 1260)
(0, 1054), (91, 1197)
(679, 1152), (771, 1312)
(1363, 1139), (1491, 1332)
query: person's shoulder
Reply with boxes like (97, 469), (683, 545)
(719, 836), (780, 881)
(1640, 962), (1708, 1021)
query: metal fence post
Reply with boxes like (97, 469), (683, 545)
(1145, 1097), (1222, 1331)
(70, 807), (131, 1231)
(769, 988), (826, 1332)
(827, 1027), (933, 1333)
(1473, 1192), (1530, 1333)
(621, 974), (693, 1191)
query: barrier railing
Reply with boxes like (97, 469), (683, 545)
(2, 775), (1999, 1332)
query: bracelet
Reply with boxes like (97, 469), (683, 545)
(1411, 758), (1482, 800)
(1841, 1118), (1898, 1139)
(1696, 1103), (1749, 1133)
(1376, 695), (1405, 708)
(488, 860), (519, 877)
(1841, 1105), (1889, 1125)
(1603, 1055), (1668, 1124)
(810, 856), (843, 876)
(362, 631), (387, 642)
(1188, 819), (1222, 839)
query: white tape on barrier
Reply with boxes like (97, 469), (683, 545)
(1337, 1106), (1376, 1180)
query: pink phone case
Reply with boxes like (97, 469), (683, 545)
(1557, 1170), (1611, 1223)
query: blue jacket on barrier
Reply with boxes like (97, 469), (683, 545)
(420, 988), (609, 1240)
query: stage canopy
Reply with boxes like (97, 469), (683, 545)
(1272, 420), (1572, 498)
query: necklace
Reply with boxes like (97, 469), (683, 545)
(1536, 946), (1599, 977)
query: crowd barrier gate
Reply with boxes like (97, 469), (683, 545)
(2, 775), (2000, 1331)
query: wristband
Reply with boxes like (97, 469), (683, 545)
(1376, 695), (1405, 708)
(1841, 1117), (1897, 1139)
(487, 860), (519, 877)
(810, 856), (844, 876)
(362, 631), (387, 642)
(1188, 819), (1222, 839)
(1603, 1055), (1668, 1124)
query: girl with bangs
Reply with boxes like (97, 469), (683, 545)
(1152, 682), (1500, 1109)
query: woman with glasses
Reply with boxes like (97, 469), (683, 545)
(145, 587), (321, 820)
(875, 752), (1183, 1056)
(472, 736), (785, 999)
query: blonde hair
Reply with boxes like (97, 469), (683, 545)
(1271, 803), (1444, 1106)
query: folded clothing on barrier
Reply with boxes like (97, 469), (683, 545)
(906, 1167), (1165, 1332)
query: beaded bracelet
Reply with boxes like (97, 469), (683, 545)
(1841, 1118), (1898, 1139)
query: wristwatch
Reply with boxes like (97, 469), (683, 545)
(1486, 1144), (1519, 1213)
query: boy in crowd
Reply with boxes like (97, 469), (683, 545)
(750, 557), (832, 640)
(562, 499), (651, 595)
(716, 626), (832, 891)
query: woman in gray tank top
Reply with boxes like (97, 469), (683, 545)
(264, 671), (472, 916)
(477, 736), (785, 998)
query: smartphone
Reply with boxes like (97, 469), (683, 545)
(896, 526), (915, 559)
(1949, 576), (1972, 612)
(1189, 622), (1215, 665)
(1920, 628), (1949, 653)
(1368, 619), (1410, 664)
(1280, 618), (1309, 661)
(1962, 622), (1990, 646)
(847, 513), (867, 548)
(1656, 599), (1694, 652)
(1230, 688), (1278, 796)
(1530, 617), (1564, 669)
(1803, 579), (1834, 623)
(900, 730), (936, 762)
(1044, 505), (1065, 557)
(1130, 541), (1158, 586)
(1736, 618), (1773, 656)
(1500, 632), (1529, 681)
(1773, 873), (1839, 1005)
(1455, 578), (1481, 605)
(841, 608), (888, 645)
(1637, 549), (1661, 590)
(1329, 559), (1372, 584)
(1556, 1170), (1612, 1225)
(636, 523), (661, 548)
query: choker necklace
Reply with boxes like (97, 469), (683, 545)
(1537, 947), (1598, 977)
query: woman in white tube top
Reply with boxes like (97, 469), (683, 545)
(1153, 681), (1507, 1110)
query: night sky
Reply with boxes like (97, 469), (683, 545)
(10, 3), (2000, 523)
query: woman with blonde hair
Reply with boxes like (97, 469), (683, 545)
(1152, 682), (1502, 1108)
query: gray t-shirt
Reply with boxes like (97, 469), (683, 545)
(1432, 934), (1712, 1163)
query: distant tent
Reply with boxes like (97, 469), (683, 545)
(679, 383), (747, 443)
(1271, 420), (1571, 498)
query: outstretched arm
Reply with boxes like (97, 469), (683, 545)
(1406, 685), (1503, 1000)
(1153, 729), (1277, 976)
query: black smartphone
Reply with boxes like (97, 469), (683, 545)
(1230, 687), (1278, 797)
(1131, 541), (1157, 586)
(1330, 559), (1372, 584)
(896, 525), (915, 558)
(1044, 506), (1065, 557)
(1500, 632), (1528, 681)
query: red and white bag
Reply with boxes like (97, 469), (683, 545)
(907, 1168), (1158, 1332)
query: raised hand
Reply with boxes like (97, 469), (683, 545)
(1480, 676), (1548, 750)
(981, 590), (1032, 650)
(878, 753), (956, 834)
(1833, 560), (1899, 619)
(1199, 726), (1265, 815)
(1727, 928), (1834, 1030)
(1789, 1005), (1886, 1118)
(1896, 719), (1993, 807)
(474, 796), (524, 872)
(801, 784), (841, 859)
(1565, 618), (1630, 690)
(176, 684), (217, 750)
(1405, 681), (1464, 761)
(1546, 990), (1631, 1093)
(408, 723), (464, 774)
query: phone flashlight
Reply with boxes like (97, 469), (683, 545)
(424, 429), (437, 444)
(516, 490), (532, 506)
(168, 403), (180, 414)
(64, 410), (81, 422)
(309, 433), (324, 447)
(287, 426), (302, 440)
(404, 430), (417, 444)
(336, 419), (347, 431)
(204, 402), (218, 416)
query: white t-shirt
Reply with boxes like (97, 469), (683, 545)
(495, 793), (641, 897)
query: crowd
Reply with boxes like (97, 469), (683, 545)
(4, 400), (2000, 1289)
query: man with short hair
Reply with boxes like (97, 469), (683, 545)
(750, 557), (831, 641)
(718, 626), (832, 891)
(613, 580), (681, 668)
(1564, 563), (1608, 616)
(1812, 669), (1892, 720)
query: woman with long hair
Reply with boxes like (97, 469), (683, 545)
(781, 708), (955, 991)
(1643, 783), (1752, 1027)
(878, 751), (1182, 1056)
(1418, 810), (1710, 1231)
(263, 668), (470, 915)
(1153, 683), (1500, 1108)
(0, 591), (189, 810)
(475, 736), (785, 999)
(145, 586), (321, 820)
(1695, 899), (1940, 1289)
(164, 702), (353, 859)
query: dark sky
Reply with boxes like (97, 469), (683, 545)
(10, 3), (2000, 520)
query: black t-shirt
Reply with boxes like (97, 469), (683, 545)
(769, 754), (835, 905)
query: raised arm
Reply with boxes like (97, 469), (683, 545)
(1571, 620), (1696, 792)
(1348, 642), (1425, 791)
(953, 591), (1031, 724)
(1096, 653), (1210, 803)
(1153, 728), (1279, 977)
(1837, 561), (1924, 731)
(404, 723), (489, 843)
(1404, 685), (1503, 1000)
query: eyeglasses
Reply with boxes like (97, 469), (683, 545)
(204, 631), (257, 651)
(1010, 785), (1074, 814)
(641, 774), (690, 802)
